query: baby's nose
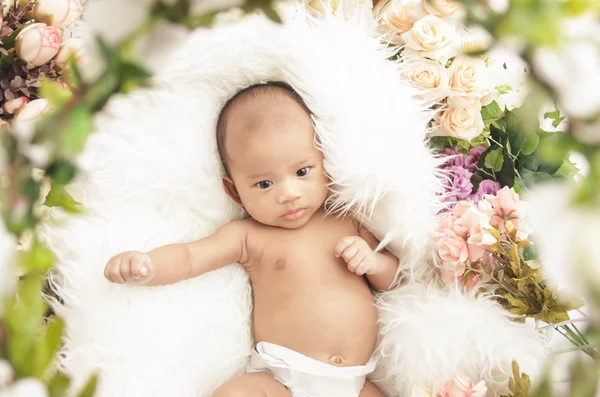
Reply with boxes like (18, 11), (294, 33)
(277, 182), (302, 203)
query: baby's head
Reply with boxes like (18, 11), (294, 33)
(217, 82), (329, 229)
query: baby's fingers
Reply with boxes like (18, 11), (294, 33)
(335, 236), (356, 258)
(106, 257), (125, 283)
(130, 254), (150, 281)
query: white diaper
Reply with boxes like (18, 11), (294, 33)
(247, 342), (376, 397)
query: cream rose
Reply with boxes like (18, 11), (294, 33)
(401, 14), (456, 61)
(423, 0), (460, 17)
(433, 103), (484, 141)
(3, 97), (30, 114)
(404, 58), (450, 103)
(12, 99), (52, 142)
(34, 0), (83, 29)
(378, 1), (428, 44)
(54, 37), (84, 68)
(15, 23), (61, 66)
(447, 56), (492, 108)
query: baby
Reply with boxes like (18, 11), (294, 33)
(104, 83), (399, 397)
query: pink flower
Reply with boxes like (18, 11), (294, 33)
(3, 97), (30, 114)
(485, 186), (521, 228)
(15, 23), (61, 66)
(443, 166), (474, 204)
(455, 204), (497, 262)
(34, 0), (83, 29)
(439, 376), (487, 397)
(436, 230), (469, 284)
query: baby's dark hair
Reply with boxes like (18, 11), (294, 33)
(216, 81), (311, 175)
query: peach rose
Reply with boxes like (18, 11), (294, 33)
(455, 204), (497, 261)
(485, 186), (530, 238)
(404, 58), (450, 103)
(439, 376), (487, 397)
(433, 103), (484, 141)
(3, 97), (30, 114)
(436, 229), (469, 281)
(379, 1), (428, 44)
(438, 213), (469, 238)
(15, 23), (61, 66)
(34, 0), (83, 29)
(401, 15), (456, 61)
(447, 56), (492, 109)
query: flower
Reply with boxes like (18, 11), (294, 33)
(54, 37), (84, 68)
(404, 58), (449, 103)
(472, 179), (500, 203)
(0, 359), (14, 389)
(9, 377), (49, 397)
(422, 0), (461, 18)
(456, 202), (497, 261)
(34, 0), (83, 29)
(485, 186), (531, 240)
(11, 99), (52, 142)
(377, 1), (428, 44)
(401, 14), (456, 61)
(435, 229), (469, 282)
(463, 145), (486, 173)
(460, 25), (493, 54)
(3, 96), (31, 114)
(439, 376), (487, 397)
(447, 56), (492, 108)
(15, 23), (61, 66)
(433, 102), (485, 141)
(443, 165), (473, 204)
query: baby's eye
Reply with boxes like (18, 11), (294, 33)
(256, 181), (272, 189)
(296, 167), (310, 177)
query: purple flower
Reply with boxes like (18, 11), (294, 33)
(443, 165), (474, 204)
(473, 179), (501, 203)
(464, 146), (487, 173)
(441, 147), (464, 168)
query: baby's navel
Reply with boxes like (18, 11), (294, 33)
(328, 355), (345, 366)
(275, 259), (286, 270)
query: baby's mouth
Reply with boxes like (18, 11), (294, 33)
(282, 208), (307, 221)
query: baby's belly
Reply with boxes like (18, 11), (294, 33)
(252, 274), (378, 367)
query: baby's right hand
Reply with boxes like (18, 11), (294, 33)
(104, 251), (153, 285)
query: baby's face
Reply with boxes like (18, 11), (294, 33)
(223, 100), (329, 229)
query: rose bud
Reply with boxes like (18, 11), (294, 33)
(15, 23), (61, 66)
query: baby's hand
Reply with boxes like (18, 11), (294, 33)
(335, 236), (380, 276)
(104, 251), (153, 285)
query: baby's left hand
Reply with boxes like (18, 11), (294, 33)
(335, 236), (380, 276)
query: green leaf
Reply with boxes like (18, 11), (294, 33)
(18, 240), (55, 274)
(44, 185), (81, 213)
(77, 374), (98, 397)
(521, 132), (540, 156)
(496, 84), (513, 95)
(485, 147), (504, 172)
(119, 61), (153, 93)
(59, 106), (93, 157)
(553, 159), (579, 179)
(481, 101), (503, 124)
(33, 316), (64, 378)
(544, 106), (566, 128)
(46, 161), (77, 185)
(48, 372), (71, 397)
(40, 80), (73, 108)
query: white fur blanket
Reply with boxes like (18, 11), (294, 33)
(40, 7), (547, 397)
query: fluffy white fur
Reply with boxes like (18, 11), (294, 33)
(372, 285), (548, 396)
(39, 5), (547, 397)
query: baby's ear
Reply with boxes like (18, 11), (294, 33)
(222, 176), (242, 204)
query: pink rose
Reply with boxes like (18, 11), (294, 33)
(439, 376), (487, 397)
(436, 230), (469, 283)
(15, 23), (61, 66)
(455, 203), (497, 262)
(34, 0), (83, 29)
(3, 97), (30, 114)
(485, 186), (521, 228)
(438, 212), (469, 238)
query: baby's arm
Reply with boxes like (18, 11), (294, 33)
(104, 220), (249, 286)
(335, 225), (399, 291)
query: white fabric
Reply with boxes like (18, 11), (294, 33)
(248, 342), (375, 397)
